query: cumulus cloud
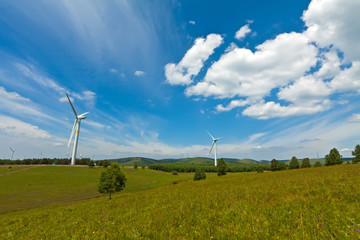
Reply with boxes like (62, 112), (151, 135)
(0, 115), (51, 139)
(330, 61), (360, 93)
(188, 20), (196, 25)
(165, 34), (223, 85)
(134, 70), (145, 76)
(235, 23), (251, 40)
(216, 99), (248, 112)
(186, 32), (317, 99)
(303, 0), (360, 62)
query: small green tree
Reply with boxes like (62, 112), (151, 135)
(217, 158), (227, 176)
(301, 157), (311, 168)
(172, 171), (178, 175)
(352, 144), (360, 164)
(277, 162), (287, 170)
(141, 164), (145, 169)
(134, 163), (138, 170)
(325, 148), (343, 166)
(103, 160), (110, 168)
(314, 161), (322, 167)
(270, 159), (278, 171)
(289, 156), (300, 169)
(256, 166), (264, 173)
(98, 162), (127, 199)
(88, 160), (95, 168)
(193, 168), (206, 181)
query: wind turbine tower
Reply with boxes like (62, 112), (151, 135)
(9, 147), (15, 160)
(207, 131), (222, 166)
(66, 93), (89, 165)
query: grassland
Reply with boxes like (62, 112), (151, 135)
(0, 166), (194, 213)
(1, 164), (360, 239)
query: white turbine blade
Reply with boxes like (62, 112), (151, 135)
(208, 141), (215, 156)
(215, 137), (223, 141)
(78, 112), (89, 118)
(66, 93), (78, 118)
(207, 131), (215, 140)
(68, 119), (77, 147)
(10, 147), (14, 152)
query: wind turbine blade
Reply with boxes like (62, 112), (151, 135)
(10, 147), (13, 152)
(207, 131), (215, 140)
(208, 141), (215, 156)
(66, 93), (77, 118)
(78, 112), (89, 118)
(216, 137), (223, 141)
(68, 119), (77, 147)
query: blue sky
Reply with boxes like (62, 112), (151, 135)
(1, 0), (360, 160)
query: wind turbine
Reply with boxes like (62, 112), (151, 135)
(207, 131), (222, 166)
(66, 93), (89, 165)
(9, 147), (15, 160)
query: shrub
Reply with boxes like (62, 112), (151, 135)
(88, 160), (95, 168)
(256, 166), (264, 173)
(141, 164), (145, 169)
(301, 158), (311, 168)
(193, 168), (206, 181)
(134, 163), (138, 170)
(289, 156), (300, 169)
(314, 161), (322, 167)
(172, 171), (178, 175)
(217, 158), (227, 176)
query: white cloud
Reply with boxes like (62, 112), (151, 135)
(165, 34), (223, 85)
(242, 100), (331, 120)
(348, 113), (360, 122)
(188, 20), (196, 25)
(278, 75), (332, 103)
(235, 23), (251, 40)
(315, 49), (342, 79)
(216, 99), (248, 112)
(186, 32), (317, 99)
(303, 0), (360, 62)
(0, 115), (51, 139)
(110, 68), (118, 73)
(330, 61), (360, 93)
(134, 70), (145, 76)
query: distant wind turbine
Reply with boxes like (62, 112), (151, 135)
(9, 147), (15, 160)
(66, 93), (89, 165)
(207, 131), (222, 166)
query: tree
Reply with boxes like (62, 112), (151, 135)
(314, 161), (322, 167)
(325, 148), (343, 166)
(289, 156), (300, 169)
(277, 162), (287, 170)
(141, 164), (145, 169)
(134, 163), (138, 170)
(98, 162), (126, 199)
(352, 144), (360, 164)
(88, 160), (95, 168)
(217, 158), (227, 176)
(270, 159), (278, 171)
(193, 168), (206, 181)
(256, 166), (264, 173)
(103, 160), (110, 168)
(301, 158), (311, 168)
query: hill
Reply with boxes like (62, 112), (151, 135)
(109, 157), (157, 166)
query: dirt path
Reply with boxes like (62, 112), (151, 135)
(0, 166), (40, 177)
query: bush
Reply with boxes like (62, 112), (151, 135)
(103, 160), (109, 168)
(325, 148), (343, 166)
(289, 156), (300, 169)
(172, 171), (178, 175)
(217, 158), (227, 176)
(134, 163), (138, 170)
(256, 166), (264, 173)
(193, 168), (206, 181)
(88, 160), (95, 168)
(141, 165), (145, 169)
(301, 158), (311, 168)
(314, 161), (322, 167)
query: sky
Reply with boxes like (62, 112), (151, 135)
(1, 0), (360, 160)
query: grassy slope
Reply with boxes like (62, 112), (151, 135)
(0, 166), (194, 213)
(1, 165), (360, 239)
(0, 166), (33, 174)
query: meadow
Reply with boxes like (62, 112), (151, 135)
(1, 164), (360, 239)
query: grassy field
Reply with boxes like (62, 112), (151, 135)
(0, 165), (35, 175)
(1, 164), (360, 239)
(0, 166), (194, 213)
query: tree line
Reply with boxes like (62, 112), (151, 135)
(0, 158), (110, 166)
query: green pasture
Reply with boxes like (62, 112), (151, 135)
(0, 165), (34, 175)
(1, 164), (360, 239)
(0, 166), (195, 213)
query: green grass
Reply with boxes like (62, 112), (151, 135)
(2, 165), (360, 239)
(0, 166), (194, 213)
(0, 166), (33, 175)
